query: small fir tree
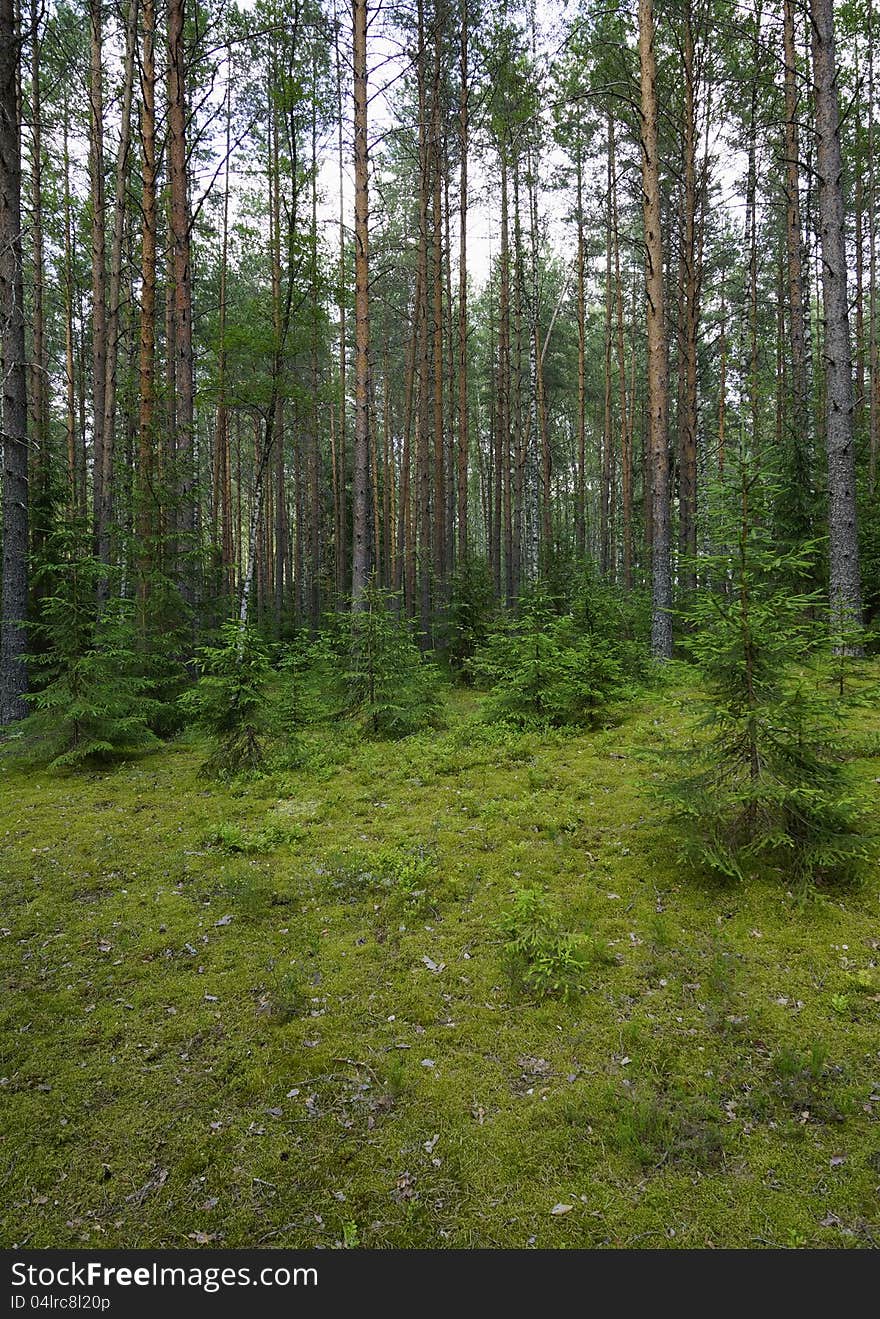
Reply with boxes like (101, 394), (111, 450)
(661, 460), (871, 886)
(341, 584), (444, 738)
(11, 526), (161, 768)
(179, 620), (273, 776)
(469, 589), (638, 730)
(446, 556), (496, 673)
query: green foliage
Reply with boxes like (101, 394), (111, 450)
(446, 556), (496, 673)
(571, 570), (652, 666)
(263, 968), (310, 1024)
(329, 585), (445, 738)
(495, 886), (588, 1002)
(137, 573), (191, 736)
(323, 841), (440, 913)
(201, 820), (297, 854)
(611, 1085), (725, 1171)
(661, 463), (872, 886)
(12, 527), (160, 768)
(469, 593), (637, 730)
(179, 620), (273, 777)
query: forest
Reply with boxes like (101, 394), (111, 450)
(1, 0), (880, 1254)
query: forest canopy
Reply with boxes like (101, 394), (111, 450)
(0, 0), (878, 711)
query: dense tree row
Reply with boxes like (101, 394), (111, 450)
(1, 0), (879, 722)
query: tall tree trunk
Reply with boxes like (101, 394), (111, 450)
(308, 71), (320, 629)
(351, 0), (371, 606)
(98, 0), (139, 577)
(456, 0), (469, 567)
(334, 3), (348, 597)
(431, 9), (445, 598)
(638, 0), (673, 658)
(575, 143), (586, 561)
(63, 95), (78, 514)
(28, 0), (48, 557)
(0, 0), (28, 722)
(212, 41), (233, 597)
(494, 151), (509, 600)
(601, 116), (614, 576)
(678, 3), (699, 592)
(137, 0), (158, 608)
(612, 134), (632, 588)
(504, 151), (516, 602)
(89, 0), (107, 542)
(415, 0), (431, 633)
(782, 0), (810, 525)
(168, 0), (195, 602)
(810, 0), (863, 640)
(868, 0), (878, 494)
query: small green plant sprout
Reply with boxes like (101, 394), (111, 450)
(341, 1222), (360, 1249)
(179, 620), (272, 777)
(846, 968), (878, 994)
(201, 820), (295, 854)
(495, 886), (588, 1002)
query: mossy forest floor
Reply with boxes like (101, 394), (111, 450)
(2, 665), (880, 1250)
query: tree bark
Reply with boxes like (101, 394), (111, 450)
(98, 0), (139, 577)
(638, 0), (673, 658)
(89, 0), (107, 546)
(137, 0), (158, 608)
(28, 0), (48, 556)
(0, 0), (28, 722)
(782, 0), (810, 519)
(168, 0), (195, 602)
(456, 0), (469, 567)
(351, 0), (371, 606)
(810, 0), (863, 640)
(678, 2), (699, 592)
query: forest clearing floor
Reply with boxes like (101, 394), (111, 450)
(2, 665), (880, 1250)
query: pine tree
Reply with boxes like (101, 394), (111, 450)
(179, 620), (273, 776)
(661, 460), (871, 886)
(10, 526), (160, 767)
(340, 583), (443, 737)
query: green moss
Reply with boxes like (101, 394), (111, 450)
(1, 667), (880, 1248)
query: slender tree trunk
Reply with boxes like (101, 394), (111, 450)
(89, 0), (107, 540)
(718, 287), (727, 474)
(575, 144), (586, 561)
(168, 0), (195, 602)
(334, 4), (348, 597)
(457, 0), (469, 567)
(612, 136), (631, 589)
(431, 9), (445, 597)
(744, 7), (760, 452)
(351, 0), (371, 606)
(98, 0), (139, 577)
(0, 0), (28, 722)
(212, 42), (233, 597)
(63, 96), (78, 514)
(28, 0), (48, 556)
(601, 116), (614, 576)
(308, 73), (320, 628)
(868, 0), (878, 493)
(137, 0), (158, 608)
(810, 0), (863, 640)
(415, 0), (431, 633)
(678, 3), (699, 592)
(638, 0), (673, 658)
(782, 0), (810, 521)
(494, 152), (509, 600)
